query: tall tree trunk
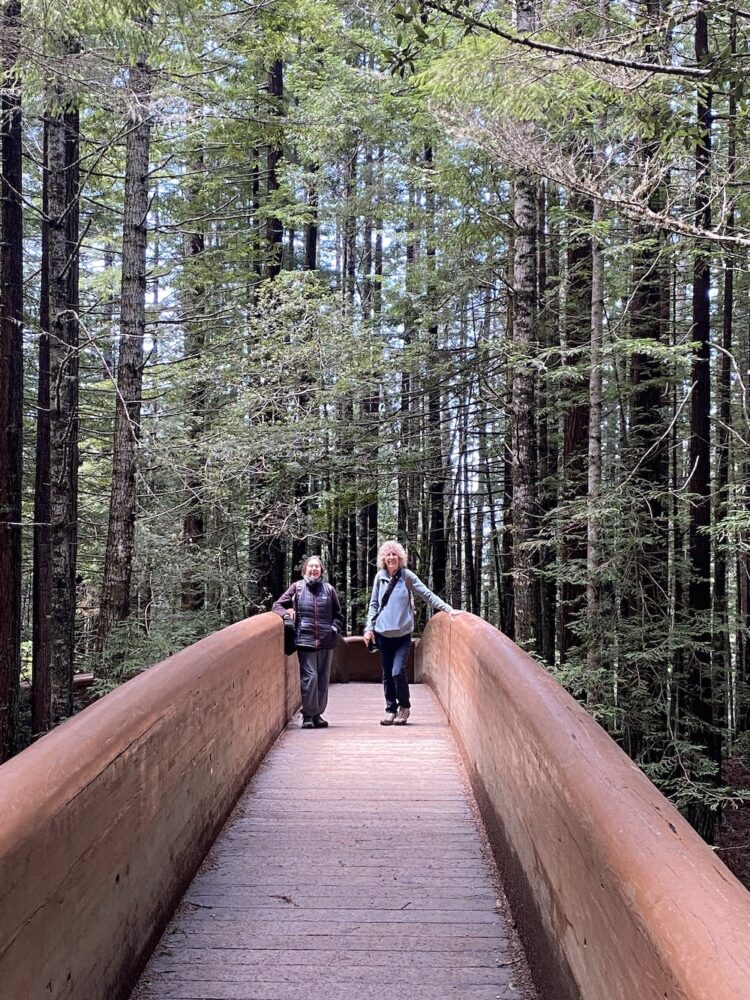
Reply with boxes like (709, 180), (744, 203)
(714, 12), (737, 742)
(182, 225), (207, 613)
(559, 193), (592, 662)
(398, 180), (417, 538)
(537, 180), (558, 664)
(0, 0), (23, 759)
(587, 0), (608, 685)
(686, 5), (718, 841)
(613, 0), (671, 759)
(625, 225), (669, 756)
(509, 0), (539, 648)
(501, 389), (515, 639)
(252, 60), (287, 606)
(424, 145), (447, 596)
(265, 59), (284, 281)
(97, 38), (152, 652)
(373, 147), (384, 325)
(461, 402), (479, 613)
(357, 142), (378, 605)
(739, 291), (750, 735)
(587, 193), (605, 690)
(47, 74), (81, 722)
(33, 119), (52, 735)
(303, 163), (318, 271)
(342, 150), (357, 310)
(510, 178), (539, 647)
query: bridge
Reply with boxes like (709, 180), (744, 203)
(2, 614), (750, 1000)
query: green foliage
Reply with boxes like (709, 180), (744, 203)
(14, 0), (750, 844)
(88, 614), (220, 695)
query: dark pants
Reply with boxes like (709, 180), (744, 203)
(376, 633), (412, 713)
(297, 648), (333, 719)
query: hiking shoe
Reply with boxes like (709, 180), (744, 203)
(380, 712), (396, 726)
(393, 707), (411, 725)
(312, 716), (329, 728)
(301, 717), (314, 729)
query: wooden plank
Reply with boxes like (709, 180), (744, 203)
(131, 684), (536, 1000)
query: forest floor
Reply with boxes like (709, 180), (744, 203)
(716, 759), (750, 890)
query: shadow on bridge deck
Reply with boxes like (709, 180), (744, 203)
(131, 684), (535, 1000)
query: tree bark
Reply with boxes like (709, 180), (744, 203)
(511, 169), (539, 647)
(47, 74), (80, 722)
(424, 146), (447, 596)
(537, 180), (558, 664)
(398, 180), (418, 538)
(265, 59), (284, 281)
(97, 39), (152, 652)
(559, 192), (592, 662)
(686, 5), (718, 841)
(714, 11), (737, 740)
(509, 0), (540, 649)
(587, 194), (605, 687)
(182, 227), (207, 613)
(0, 0), (23, 759)
(32, 118), (52, 735)
(303, 163), (318, 271)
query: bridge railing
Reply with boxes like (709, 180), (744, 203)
(417, 613), (750, 1000)
(5, 611), (750, 1000)
(0, 613), (298, 1000)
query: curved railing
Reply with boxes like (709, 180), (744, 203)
(4, 611), (750, 1000)
(0, 613), (298, 1000)
(416, 613), (750, 1000)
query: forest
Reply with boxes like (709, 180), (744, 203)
(1, 0), (750, 850)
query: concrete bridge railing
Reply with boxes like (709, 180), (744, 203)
(0, 613), (298, 1000)
(416, 613), (750, 1000)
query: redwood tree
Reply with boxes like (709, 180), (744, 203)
(47, 70), (81, 722)
(0, 0), (23, 760)
(97, 36), (153, 652)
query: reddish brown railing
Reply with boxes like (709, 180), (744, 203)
(3, 612), (749, 1000)
(416, 613), (750, 1000)
(0, 613), (298, 1000)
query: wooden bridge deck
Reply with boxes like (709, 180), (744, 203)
(132, 683), (536, 1000)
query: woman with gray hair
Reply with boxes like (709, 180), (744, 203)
(363, 540), (460, 726)
(273, 555), (344, 729)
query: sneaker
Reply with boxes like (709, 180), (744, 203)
(301, 717), (314, 729)
(393, 707), (411, 725)
(380, 712), (396, 726)
(312, 716), (329, 728)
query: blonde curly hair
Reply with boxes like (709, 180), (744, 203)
(376, 540), (407, 570)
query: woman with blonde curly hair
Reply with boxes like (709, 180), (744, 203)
(363, 540), (460, 726)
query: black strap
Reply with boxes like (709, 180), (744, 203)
(283, 580), (303, 627)
(372, 569), (401, 628)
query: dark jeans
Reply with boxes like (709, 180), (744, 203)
(376, 633), (412, 713)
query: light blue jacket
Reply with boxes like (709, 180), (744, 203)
(365, 568), (453, 638)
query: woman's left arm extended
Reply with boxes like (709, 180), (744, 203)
(407, 570), (456, 615)
(272, 582), (297, 618)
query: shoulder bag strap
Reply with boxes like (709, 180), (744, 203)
(372, 569), (401, 629)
